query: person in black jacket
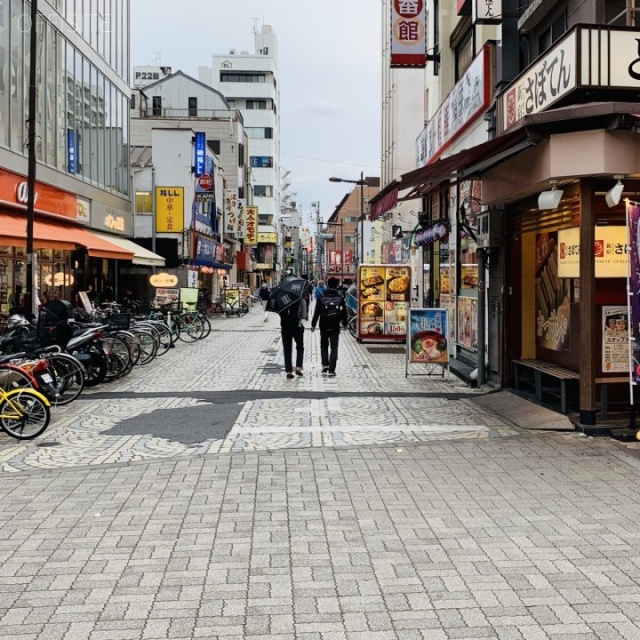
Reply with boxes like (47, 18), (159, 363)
(310, 277), (348, 376)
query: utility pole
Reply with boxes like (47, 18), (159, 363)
(25, 0), (39, 317)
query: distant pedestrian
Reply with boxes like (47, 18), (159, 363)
(311, 276), (347, 376)
(280, 296), (308, 379)
(313, 280), (326, 304)
(258, 282), (271, 322)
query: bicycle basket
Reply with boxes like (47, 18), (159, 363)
(105, 311), (131, 330)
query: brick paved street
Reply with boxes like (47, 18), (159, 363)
(1, 307), (640, 638)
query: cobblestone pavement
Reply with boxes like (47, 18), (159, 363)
(0, 308), (518, 472)
(2, 432), (640, 638)
(2, 307), (640, 638)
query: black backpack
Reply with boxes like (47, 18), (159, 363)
(321, 293), (343, 324)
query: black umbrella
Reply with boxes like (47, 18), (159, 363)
(266, 277), (309, 314)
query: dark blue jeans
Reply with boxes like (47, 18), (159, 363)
(320, 328), (340, 372)
(281, 325), (304, 373)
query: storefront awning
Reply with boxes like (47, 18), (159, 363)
(0, 211), (134, 260)
(0, 212), (77, 250)
(370, 128), (538, 219)
(91, 232), (165, 267)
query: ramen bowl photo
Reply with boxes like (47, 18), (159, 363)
(411, 330), (448, 362)
(361, 302), (383, 317)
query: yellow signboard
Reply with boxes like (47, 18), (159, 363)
(257, 232), (278, 243)
(255, 263), (273, 270)
(557, 226), (628, 278)
(155, 187), (184, 233)
(244, 205), (258, 246)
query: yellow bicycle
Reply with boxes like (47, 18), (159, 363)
(0, 387), (51, 440)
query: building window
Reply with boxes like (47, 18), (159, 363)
(246, 127), (273, 139)
(538, 10), (567, 55)
(220, 72), (266, 83)
(345, 236), (356, 244)
(246, 99), (267, 109)
(455, 30), (473, 80)
(136, 192), (153, 213)
(254, 185), (273, 197)
(188, 97), (197, 116)
(152, 96), (162, 116)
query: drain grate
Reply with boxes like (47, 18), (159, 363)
(366, 346), (405, 354)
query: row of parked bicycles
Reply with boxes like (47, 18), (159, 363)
(0, 298), (218, 441)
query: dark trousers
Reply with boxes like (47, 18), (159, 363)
(281, 325), (304, 372)
(320, 328), (340, 372)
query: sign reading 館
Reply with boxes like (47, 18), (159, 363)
(390, 0), (426, 68)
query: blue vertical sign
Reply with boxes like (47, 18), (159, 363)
(194, 132), (206, 177)
(67, 129), (76, 174)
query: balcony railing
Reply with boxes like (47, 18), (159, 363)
(138, 108), (244, 125)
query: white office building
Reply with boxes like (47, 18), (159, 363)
(199, 25), (282, 281)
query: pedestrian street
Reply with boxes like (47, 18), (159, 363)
(0, 306), (520, 473)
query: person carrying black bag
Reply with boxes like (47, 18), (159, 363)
(310, 277), (348, 376)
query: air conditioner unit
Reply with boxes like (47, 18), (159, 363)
(476, 209), (503, 249)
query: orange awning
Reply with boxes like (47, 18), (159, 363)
(0, 211), (134, 260)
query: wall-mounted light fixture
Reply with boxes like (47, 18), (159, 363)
(605, 175), (625, 208)
(538, 180), (563, 210)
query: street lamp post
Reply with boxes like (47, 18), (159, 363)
(25, 0), (39, 317)
(329, 172), (366, 273)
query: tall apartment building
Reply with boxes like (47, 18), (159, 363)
(198, 25), (282, 284)
(373, 0), (640, 430)
(0, 0), (140, 310)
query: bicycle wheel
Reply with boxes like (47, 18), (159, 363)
(186, 315), (206, 341)
(131, 329), (158, 365)
(0, 388), (51, 440)
(44, 354), (85, 405)
(0, 365), (37, 393)
(144, 322), (174, 355)
(102, 335), (131, 382)
(197, 313), (212, 340)
(348, 315), (358, 338)
(176, 314), (198, 343)
(230, 300), (249, 316)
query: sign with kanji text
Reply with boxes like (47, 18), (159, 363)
(390, 0), (426, 68)
(473, 0), (501, 24)
(557, 226), (628, 278)
(244, 205), (258, 246)
(194, 132), (206, 177)
(155, 187), (184, 233)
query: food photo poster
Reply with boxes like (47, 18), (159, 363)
(358, 265), (411, 339)
(408, 308), (449, 364)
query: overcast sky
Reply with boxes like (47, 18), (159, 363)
(131, 1), (382, 227)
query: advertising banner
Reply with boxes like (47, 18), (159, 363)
(194, 132), (206, 177)
(407, 308), (449, 364)
(628, 202), (640, 384)
(358, 264), (411, 340)
(390, 0), (426, 68)
(602, 306), (629, 374)
(244, 206), (258, 246)
(179, 287), (199, 310)
(236, 198), (246, 239)
(224, 189), (238, 235)
(152, 288), (179, 308)
(155, 187), (184, 233)
(535, 232), (571, 352)
(557, 226), (629, 278)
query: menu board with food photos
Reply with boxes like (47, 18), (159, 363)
(358, 264), (411, 340)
